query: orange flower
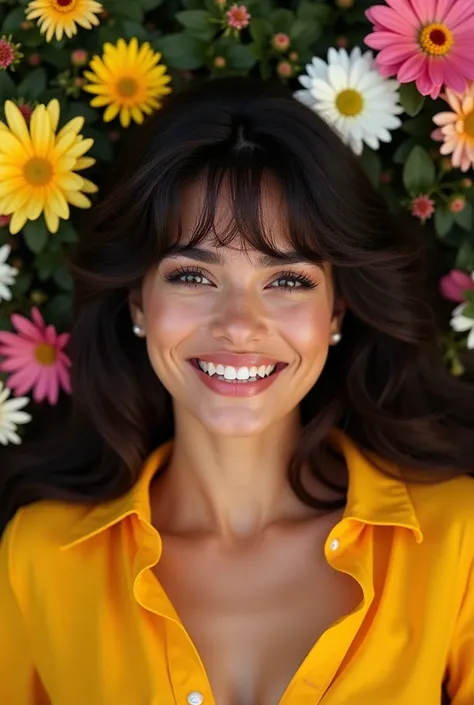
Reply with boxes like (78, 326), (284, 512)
(432, 82), (474, 172)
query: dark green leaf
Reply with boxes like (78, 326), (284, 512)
(393, 138), (417, 164)
(140, 0), (164, 9)
(34, 251), (57, 281)
(17, 67), (47, 101)
(403, 146), (436, 195)
(463, 303), (474, 319)
(154, 33), (207, 70)
(2, 6), (25, 32)
(399, 81), (425, 117)
(249, 18), (273, 45)
(105, 0), (143, 21)
(297, 0), (330, 23)
(175, 10), (216, 41)
(98, 23), (122, 45)
(359, 146), (382, 189)
(22, 218), (49, 254)
(11, 271), (33, 297)
(120, 19), (149, 40)
(226, 42), (257, 72)
(53, 266), (74, 291)
(454, 203), (473, 231)
(455, 240), (474, 271)
(465, 290), (474, 306)
(0, 70), (16, 104)
(401, 115), (433, 136)
(181, 0), (203, 8)
(43, 293), (73, 329)
(56, 221), (78, 244)
(39, 43), (71, 69)
(87, 129), (115, 161)
(20, 26), (44, 48)
(66, 102), (99, 124)
(434, 207), (455, 238)
(270, 8), (295, 33)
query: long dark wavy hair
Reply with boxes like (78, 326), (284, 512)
(1, 75), (473, 535)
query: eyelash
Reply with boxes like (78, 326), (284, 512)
(164, 266), (319, 291)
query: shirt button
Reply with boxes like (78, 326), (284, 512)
(330, 538), (340, 551)
(187, 692), (204, 705)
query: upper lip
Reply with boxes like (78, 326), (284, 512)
(191, 353), (284, 367)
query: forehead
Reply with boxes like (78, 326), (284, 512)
(178, 172), (291, 253)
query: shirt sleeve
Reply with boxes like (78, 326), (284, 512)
(0, 513), (50, 704)
(446, 555), (474, 703)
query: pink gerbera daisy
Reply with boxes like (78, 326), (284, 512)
(364, 0), (474, 99)
(226, 4), (251, 30)
(0, 307), (71, 405)
(410, 194), (435, 221)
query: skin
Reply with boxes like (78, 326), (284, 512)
(129, 175), (346, 543)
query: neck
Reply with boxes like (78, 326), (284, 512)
(150, 409), (322, 543)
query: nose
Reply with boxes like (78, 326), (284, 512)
(210, 289), (269, 347)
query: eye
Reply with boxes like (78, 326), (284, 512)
(270, 277), (303, 289)
(268, 272), (318, 291)
(164, 266), (214, 287)
(178, 273), (211, 285)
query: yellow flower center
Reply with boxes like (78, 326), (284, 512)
(419, 23), (453, 56)
(35, 343), (57, 366)
(464, 111), (474, 138)
(116, 77), (139, 98)
(53, 0), (77, 12)
(336, 89), (363, 117)
(24, 158), (53, 186)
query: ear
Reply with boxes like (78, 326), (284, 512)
(128, 289), (146, 331)
(331, 296), (347, 336)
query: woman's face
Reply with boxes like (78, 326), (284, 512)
(130, 177), (345, 437)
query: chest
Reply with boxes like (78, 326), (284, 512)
(152, 519), (362, 705)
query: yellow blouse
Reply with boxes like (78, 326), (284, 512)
(1, 430), (474, 704)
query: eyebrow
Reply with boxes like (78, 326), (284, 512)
(163, 245), (324, 269)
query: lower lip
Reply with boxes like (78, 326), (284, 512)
(189, 360), (286, 397)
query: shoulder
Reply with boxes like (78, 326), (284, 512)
(2, 499), (93, 565)
(408, 473), (474, 562)
(409, 473), (474, 527)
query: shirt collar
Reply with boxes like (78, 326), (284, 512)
(60, 431), (422, 551)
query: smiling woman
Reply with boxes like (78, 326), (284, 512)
(1, 76), (474, 705)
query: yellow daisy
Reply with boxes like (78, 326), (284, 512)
(0, 99), (98, 235)
(83, 37), (172, 128)
(25, 0), (103, 43)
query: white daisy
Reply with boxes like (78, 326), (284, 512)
(0, 244), (18, 303)
(450, 302), (474, 350)
(0, 381), (32, 445)
(294, 47), (403, 155)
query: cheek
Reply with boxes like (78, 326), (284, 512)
(277, 300), (333, 353)
(142, 290), (206, 349)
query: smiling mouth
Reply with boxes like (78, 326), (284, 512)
(190, 358), (287, 384)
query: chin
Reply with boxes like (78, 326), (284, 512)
(194, 407), (273, 438)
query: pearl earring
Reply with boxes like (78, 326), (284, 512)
(133, 324), (143, 337)
(331, 332), (342, 345)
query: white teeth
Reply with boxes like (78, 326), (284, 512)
(197, 360), (276, 381)
(224, 366), (237, 380)
(236, 367), (250, 380)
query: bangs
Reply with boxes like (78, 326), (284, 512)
(152, 132), (330, 265)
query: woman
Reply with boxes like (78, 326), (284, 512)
(1, 76), (473, 705)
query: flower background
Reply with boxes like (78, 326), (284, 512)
(0, 0), (474, 444)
